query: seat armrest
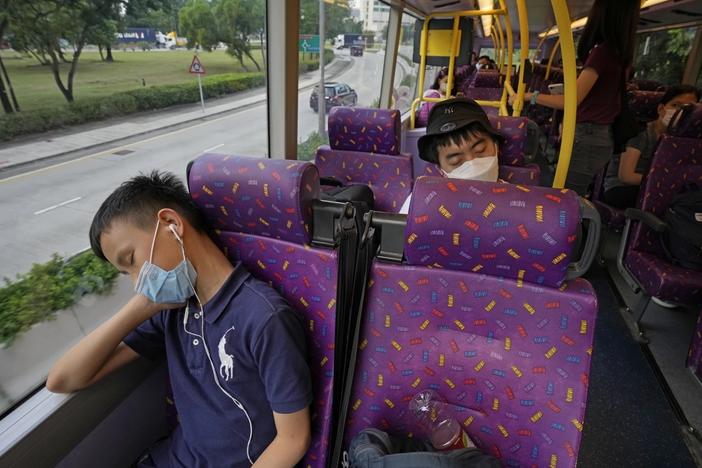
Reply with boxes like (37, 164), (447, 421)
(624, 208), (667, 233)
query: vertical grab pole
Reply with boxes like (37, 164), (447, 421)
(534, 26), (553, 63)
(411, 17), (431, 129)
(512, 0), (529, 116)
(490, 25), (499, 73)
(494, 15), (505, 77)
(498, 0), (513, 117)
(546, 38), (561, 80)
(445, 15), (461, 98)
(550, 0), (577, 189)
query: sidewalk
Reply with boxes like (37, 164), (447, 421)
(0, 57), (352, 171)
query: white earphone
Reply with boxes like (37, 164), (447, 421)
(168, 224), (183, 242)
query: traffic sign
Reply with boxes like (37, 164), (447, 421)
(299, 34), (320, 53)
(189, 55), (206, 74)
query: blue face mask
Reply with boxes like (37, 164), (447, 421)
(135, 221), (197, 304)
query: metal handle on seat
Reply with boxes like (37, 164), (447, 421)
(566, 197), (601, 280)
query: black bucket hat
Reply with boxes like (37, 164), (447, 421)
(417, 97), (504, 163)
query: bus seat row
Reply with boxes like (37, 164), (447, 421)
(616, 103), (702, 326)
(315, 107), (413, 212)
(188, 156), (352, 468)
(187, 154), (601, 467)
(628, 79), (667, 92)
(628, 90), (665, 124)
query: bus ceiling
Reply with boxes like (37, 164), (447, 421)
(384, 1), (702, 36)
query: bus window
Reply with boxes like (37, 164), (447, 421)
(0, 0), (269, 416)
(395, 12), (421, 114)
(634, 26), (699, 86)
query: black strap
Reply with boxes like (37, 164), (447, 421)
(330, 215), (377, 468)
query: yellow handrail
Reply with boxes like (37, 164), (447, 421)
(550, 0), (577, 189)
(498, 0), (513, 117)
(490, 25), (499, 73)
(533, 25), (554, 63)
(493, 14), (505, 77)
(545, 38), (561, 80)
(445, 15), (461, 99)
(512, 0), (529, 116)
(410, 18), (431, 129)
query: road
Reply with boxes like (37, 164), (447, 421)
(0, 49), (401, 280)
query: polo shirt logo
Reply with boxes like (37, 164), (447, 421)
(218, 327), (236, 381)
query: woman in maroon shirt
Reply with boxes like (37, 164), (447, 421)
(510, 0), (640, 195)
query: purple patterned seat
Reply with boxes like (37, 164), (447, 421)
(630, 79), (666, 92)
(188, 154), (339, 468)
(343, 177), (597, 467)
(316, 149), (413, 212)
(416, 89), (442, 128)
(688, 309), (702, 382)
(628, 90), (664, 124)
(316, 107), (414, 213)
(618, 103), (702, 330)
(471, 70), (501, 88)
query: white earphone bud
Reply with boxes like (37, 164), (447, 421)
(168, 224), (182, 242)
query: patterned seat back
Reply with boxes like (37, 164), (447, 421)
(344, 177), (598, 467)
(627, 103), (702, 256)
(471, 70), (501, 88)
(188, 155), (341, 468)
(628, 90), (664, 124)
(630, 79), (666, 92)
(316, 107), (414, 213)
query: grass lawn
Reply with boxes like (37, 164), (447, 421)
(0, 48), (266, 111)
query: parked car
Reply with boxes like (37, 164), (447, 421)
(310, 82), (358, 113)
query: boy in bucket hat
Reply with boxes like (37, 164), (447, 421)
(400, 98), (505, 214)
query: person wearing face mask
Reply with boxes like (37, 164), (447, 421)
(602, 85), (700, 209)
(417, 68), (455, 127)
(400, 97), (504, 215)
(46, 172), (313, 468)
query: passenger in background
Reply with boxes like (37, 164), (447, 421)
(477, 55), (491, 70)
(417, 67), (455, 127)
(603, 85), (700, 209)
(510, 0), (641, 196)
(401, 97), (505, 214)
(46, 172), (312, 468)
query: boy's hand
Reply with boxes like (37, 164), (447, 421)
(132, 294), (185, 317)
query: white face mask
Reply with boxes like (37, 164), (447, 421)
(443, 154), (499, 182)
(661, 108), (676, 128)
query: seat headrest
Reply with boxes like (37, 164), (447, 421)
(404, 177), (580, 288)
(472, 70), (500, 88)
(669, 103), (702, 139)
(328, 107), (401, 155)
(628, 90), (664, 123)
(188, 154), (319, 244)
(489, 116), (528, 166)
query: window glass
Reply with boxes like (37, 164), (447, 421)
(296, 0), (386, 160)
(0, 0), (268, 416)
(634, 26), (698, 86)
(396, 13), (420, 114)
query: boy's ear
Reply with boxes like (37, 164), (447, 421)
(157, 208), (185, 239)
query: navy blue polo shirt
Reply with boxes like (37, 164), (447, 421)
(124, 263), (313, 467)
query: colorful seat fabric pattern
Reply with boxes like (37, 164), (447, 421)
(628, 90), (664, 124)
(188, 154), (338, 468)
(344, 177), (598, 468)
(327, 107), (402, 155)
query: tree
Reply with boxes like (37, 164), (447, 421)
(178, 0), (218, 51)
(300, 0), (361, 39)
(8, 0), (121, 103)
(0, 2), (20, 113)
(216, 0), (263, 72)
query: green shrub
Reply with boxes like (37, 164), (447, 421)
(400, 74), (416, 88)
(297, 131), (328, 161)
(0, 251), (119, 346)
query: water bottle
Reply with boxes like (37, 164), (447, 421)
(409, 390), (475, 451)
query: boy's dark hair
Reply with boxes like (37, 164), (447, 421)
(89, 171), (207, 261)
(660, 85), (701, 106)
(426, 122), (498, 163)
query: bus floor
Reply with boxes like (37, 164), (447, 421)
(575, 230), (702, 467)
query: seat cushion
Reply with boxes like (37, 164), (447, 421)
(624, 250), (702, 304)
(498, 164), (540, 185)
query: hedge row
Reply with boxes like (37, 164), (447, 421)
(0, 51), (333, 142)
(0, 251), (119, 346)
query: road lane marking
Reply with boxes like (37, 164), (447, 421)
(34, 196), (82, 215)
(0, 111), (252, 185)
(203, 144), (224, 153)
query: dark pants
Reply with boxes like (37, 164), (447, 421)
(565, 122), (613, 196)
(603, 185), (640, 210)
